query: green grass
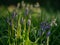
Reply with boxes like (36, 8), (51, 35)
(0, 6), (60, 45)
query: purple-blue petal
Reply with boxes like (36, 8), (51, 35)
(40, 22), (51, 31)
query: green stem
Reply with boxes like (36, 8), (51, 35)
(25, 25), (31, 45)
(23, 19), (26, 45)
(23, 38), (24, 45)
(11, 19), (14, 37)
(35, 38), (40, 43)
(8, 24), (11, 45)
(47, 37), (49, 45)
(24, 19), (26, 34)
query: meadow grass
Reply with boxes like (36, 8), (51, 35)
(0, 5), (60, 45)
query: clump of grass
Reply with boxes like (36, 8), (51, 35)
(0, 1), (60, 45)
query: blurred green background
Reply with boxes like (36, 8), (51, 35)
(0, 0), (60, 45)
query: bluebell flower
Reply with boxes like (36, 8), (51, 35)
(7, 17), (12, 26)
(24, 7), (29, 16)
(40, 22), (51, 32)
(12, 10), (17, 19)
(27, 19), (31, 26)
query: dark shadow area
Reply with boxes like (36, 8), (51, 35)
(0, 0), (60, 11)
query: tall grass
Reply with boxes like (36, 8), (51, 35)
(0, 2), (60, 45)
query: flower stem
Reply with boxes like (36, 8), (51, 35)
(23, 19), (26, 45)
(47, 37), (49, 45)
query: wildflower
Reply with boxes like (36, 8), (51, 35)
(21, 1), (25, 8)
(24, 6), (29, 16)
(27, 19), (31, 26)
(35, 2), (40, 8)
(40, 22), (51, 32)
(7, 17), (12, 26)
(50, 18), (57, 26)
(12, 10), (17, 19)
(17, 2), (20, 9)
